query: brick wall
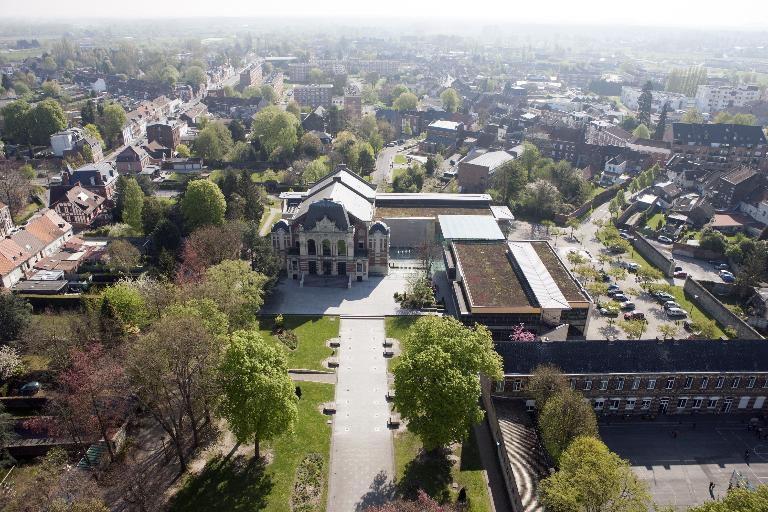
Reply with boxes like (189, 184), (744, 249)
(684, 277), (764, 339)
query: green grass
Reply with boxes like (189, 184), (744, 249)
(170, 382), (334, 512)
(645, 212), (665, 230)
(385, 316), (419, 343)
(394, 154), (407, 165)
(258, 316), (339, 371)
(12, 201), (41, 225)
(394, 429), (492, 512)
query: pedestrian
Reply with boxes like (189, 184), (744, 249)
(709, 481), (715, 500)
(295, 385), (302, 400)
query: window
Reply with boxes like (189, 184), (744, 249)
(732, 377), (741, 389)
(716, 376), (724, 389)
(684, 377), (693, 389)
(677, 398), (688, 409)
(763, 378), (768, 389)
(632, 378), (640, 390)
(616, 378), (624, 391)
(358, 241), (364, 249)
(747, 377), (756, 389)
(626, 398), (636, 410)
(600, 379), (608, 391)
(666, 377), (675, 390)
(610, 399), (620, 410)
(569, 379), (576, 390)
(708, 398), (718, 409)
(584, 380), (592, 391)
(700, 377), (709, 390)
(693, 398), (703, 409)
(512, 380), (522, 391)
(594, 399), (604, 411)
(641, 399), (652, 410)
(647, 379), (656, 390)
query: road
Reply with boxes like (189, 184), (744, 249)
(372, 145), (398, 187)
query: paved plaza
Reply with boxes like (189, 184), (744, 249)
(601, 418), (768, 509)
(327, 317), (395, 511)
(261, 271), (416, 316)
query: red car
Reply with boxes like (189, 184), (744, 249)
(623, 312), (645, 321)
(674, 271), (687, 278)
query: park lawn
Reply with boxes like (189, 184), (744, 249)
(385, 316), (420, 344)
(170, 382), (334, 512)
(394, 154), (407, 165)
(645, 212), (665, 230)
(258, 315), (339, 371)
(394, 429), (492, 512)
(12, 201), (42, 225)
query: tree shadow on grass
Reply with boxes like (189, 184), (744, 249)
(397, 447), (452, 503)
(459, 429), (482, 472)
(169, 454), (273, 511)
(356, 470), (397, 511)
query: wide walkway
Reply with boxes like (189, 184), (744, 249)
(327, 317), (395, 511)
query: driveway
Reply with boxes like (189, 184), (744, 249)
(261, 270), (414, 316)
(373, 146), (398, 187)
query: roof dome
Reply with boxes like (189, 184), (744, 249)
(369, 220), (389, 235)
(271, 218), (290, 233)
(303, 199), (350, 231)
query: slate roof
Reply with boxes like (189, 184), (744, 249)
(71, 162), (118, 187)
(496, 339), (768, 375)
(672, 123), (767, 147)
(271, 218), (290, 233)
(302, 199), (350, 231)
(368, 221), (390, 235)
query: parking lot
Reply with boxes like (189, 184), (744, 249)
(601, 417), (768, 509)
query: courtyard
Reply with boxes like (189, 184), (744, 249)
(601, 417), (768, 509)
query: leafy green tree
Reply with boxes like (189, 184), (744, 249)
(636, 81), (653, 128)
(181, 179), (226, 231)
(199, 260), (268, 329)
(620, 116), (640, 132)
(632, 124), (650, 140)
(227, 119), (246, 142)
(357, 142), (375, 174)
(105, 239), (141, 274)
(681, 108), (704, 124)
(176, 143), (191, 158)
(653, 102), (669, 140)
(301, 157), (329, 185)
(538, 389), (598, 462)
(617, 319), (647, 340)
(286, 100), (301, 121)
(193, 122), (233, 162)
(540, 436), (650, 512)
(393, 316), (503, 450)
(121, 177), (144, 231)
(299, 132), (323, 158)
(392, 164), (426, 192)
(99, 102), (127, 147)
(0, 293), (32, 342)
(83, 123), (104, 148)
(391, 84), (409, 99)
(440, 88), (461, 112)
(251, 106), (299, 161)
(98, 281), (147, 332)
(393, 91), (419, 111)
(41, 80), (62, 98)
(260, 84), (277, 103)
(243, 224), (281, 293)
(689, 485), (768, 512)
(218, 329), (298, 458)
(699, 229), (728, 254)
(527, 364), (569, 410)
(184, 65), (206, 93)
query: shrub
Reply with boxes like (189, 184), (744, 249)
(291, 453), (324, 512)
(277, 329), (298, 350)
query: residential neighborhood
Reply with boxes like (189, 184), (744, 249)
(1, 5), (768, 512)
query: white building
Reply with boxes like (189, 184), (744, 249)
(50, 129), (81, 157)
(620, 86), (692, 112)
(695, 85), (761, 113)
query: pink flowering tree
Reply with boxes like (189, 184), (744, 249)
(510, 324), (536, 341)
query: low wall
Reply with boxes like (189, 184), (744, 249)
(630, 234), (675, 277)
(480, 376), (523, 512)
(554, 184), (623, 225)
(683, 278), (764, 339)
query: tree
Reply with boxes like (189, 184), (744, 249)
(121, 177), (144, 231)
(540, 436), (650, 512)
(653, 102), (669, 140)
(636, 81), (653, 128)
(713, 112), (758, 126)
(392, 164), (426, 193)
(193, 122), (233, 162)
(620, 116), (640, 132)
(184, 222), (244, 268)
(393, 92), (419, 111)
(41, 80), (62, 98)
(440, 88), (461, 113)
(299, 132), (323, 158)
(218, 329), (298, 458)
(251, 106), (299, 161)
(528, 364), (569, 409)
(301, 157), (329, 185)
(227, 119), (246, 142)
(0, 293), (32, 342)
(0, 345), (24, 382)
(357, 142), (376, 174)
(688, 484), (768, 512)
(243, 225), (281, 293)
(99, 102), (127, 147)
(181, 179), (226, 231)
(176, 143), (191, 158)
(83, 123), (105, 148)
(1, 100), (31, 144)
(617, 319), (647, 340)
(632, 124), (650, 139)
(520, 180), (562, 220)
(98, 281), (147, 333)
(184, 65), (206, 93)
(699, 229), (728, 254)
(681, 108), (704, 124)
(260, 84), (277, 103)
(393, 316), (502, 450)
(538, 390), (598, 463)
(586, 282), (610, 304)
(198, 260), (268, 328)
(106, 240), (141, 274)
(55, 344), (127, 462)
(658, 324), (679, 340)
(286, 100), (301, 121)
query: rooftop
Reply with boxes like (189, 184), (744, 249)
(438, 215), (505, 241)
(375, 206), (492, 219)
(428, 120), (461, 131)
(461, 150), (515, 171)
(454, 241), (532, 309)
(672, 123), (767, 147)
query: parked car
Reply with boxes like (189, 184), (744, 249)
(653, 291), (676, 302)
(658, 235), (673, 244)
(720, 273), (736, 283)
(599, 271), (611, 282)
(620, 301), (636, 310)
(599, 306), (619, 317)
(612, 293), (629, 302)
(715, 263), (730, 271)
(624, 311), (645, 321)
(619, 232), (635, 241)
(626, 263), (639, 273)
(608, 288), (624, 297)
(19, 381), (41, 396)
(674, 271), (688, 279)
(663, 301), (682, 310)
(667, 307), (688, 318)
(674, 266), (683, 272)
(608, 284), (621, 291)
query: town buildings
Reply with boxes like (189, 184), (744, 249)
(457, 149), (516, 192)
(0, 201), (13, 238)
(695, 85), (761, 113)
(115, 146), (151, 174)
(667, 123), (767, 172)
(147, 120), (184, 150)
(50, 185), (107, 228)
(420, 120), (465, 153)
(293, 84), (334, 108)
(620, 86), (692, 112)
(495, 339), (768, 415)
(239, 63), (263, 89)
(343, 86), (362, 124)
(57, 162), (119, 201)
(50, 128), (103, 163)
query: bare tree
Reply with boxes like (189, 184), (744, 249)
(0, 161), (33, 217)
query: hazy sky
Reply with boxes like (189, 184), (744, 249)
(3, 0), (768, 28)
